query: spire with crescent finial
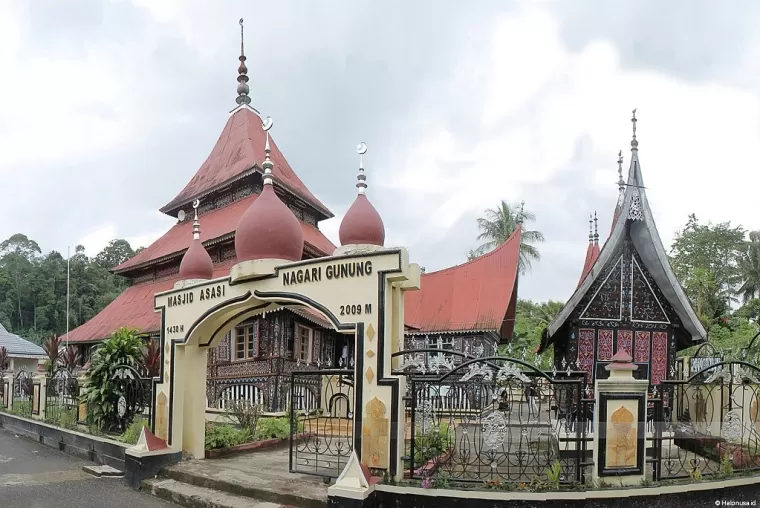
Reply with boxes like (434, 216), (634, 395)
(588, 214), (593, 244)
(192, 200), (201, 240)
(179, 199), (214, 280)
(262, 117), (274, 185)
(593, 211), (599, 244)
(518, 201), (526, 225)
(630, 108), (638, 150)
(236, 18), (251, 106)
(356, 142), (368, 195)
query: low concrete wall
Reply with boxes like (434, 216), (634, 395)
(0, 412), (128, 471)
(359, 477), (760, 508)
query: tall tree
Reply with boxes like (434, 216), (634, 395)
(738, 231), (760, 303)
(670, 214), (746, 326)
(469, 200), (544, 274)
(94, 239), (136, 270)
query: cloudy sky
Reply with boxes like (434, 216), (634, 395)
(0, 0), (758, 303)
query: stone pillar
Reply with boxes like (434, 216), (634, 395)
(175, 343), (207, 459)
(77, 375), (88, 424)
(592, 350), (649, 486)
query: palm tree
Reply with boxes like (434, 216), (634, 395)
(738, 231), (760, 303)
(469, 200), (544, 274)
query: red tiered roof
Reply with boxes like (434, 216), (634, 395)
(114, 194), (335, 273)
(404, 227), (522, 339)
(160, 107), (331, 218)
(67, 259), (332, 343)
(577, 241), (600, 288)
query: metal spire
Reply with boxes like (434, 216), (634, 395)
(517, 201), (525, 224)
(192, 199), (201, 240)
(588, 214), (593, 243)
(593, 211), (599, 244)
(262, 117), (274, 185)
(356, 142), (368, 195)
(236, 18), (251, 106)
(630, 108), (638, 150)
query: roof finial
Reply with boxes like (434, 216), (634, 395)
(517, 201), (525, 224)
(262, 116), (274, 185)
(588, 214), (593, 243)
(192, 199), (201, 240)
(236, 18), (251, 106)
(356, 142), (368, 195)
(630, 108), (638, 150)
(593, 211), (599, 244)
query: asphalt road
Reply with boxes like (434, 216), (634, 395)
(0, 427), (174, 508)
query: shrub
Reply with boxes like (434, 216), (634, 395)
(205, 423), (252, 450)
(255, 416), (290, 440)
(120, 420), (146, 445)
(81, 327), (144, 432)
(224, 399), (263, 436)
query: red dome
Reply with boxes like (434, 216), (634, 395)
(339, 194), (385, 246)
(179, 239), (213, 280)
(235, 185), (304, 262)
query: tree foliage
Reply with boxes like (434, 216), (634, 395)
(469, 200), (545, 275)
(82, 327), (145, 431)
(500, 299), (563, 368)
(0, 233), (141, 345)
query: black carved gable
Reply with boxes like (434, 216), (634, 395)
(579, 255), (623, 321)
(630, 253), (669, 323)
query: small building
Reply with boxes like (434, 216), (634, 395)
(538, 113), (706, 395)
(0, 324), (45, 373)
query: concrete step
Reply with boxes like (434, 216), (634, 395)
(143, 478), (292, 508)
(160, 466), (327, 508)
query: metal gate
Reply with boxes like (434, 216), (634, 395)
(289, 369), (354, 478)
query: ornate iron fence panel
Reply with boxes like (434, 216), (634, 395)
(12, 369), (33, 417)
(395, 349), (588, 486)
(655, 360), (760, 481)
(45, 368), (80, 427)
(289, 369), (354, 479)
(111, 365), (153, 432)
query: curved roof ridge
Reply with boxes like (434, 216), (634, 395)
(424, 226), (522, 277)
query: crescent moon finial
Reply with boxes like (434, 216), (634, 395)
(192, 199), (200, 209)
(356, 142), (368, 155)
(262, 116), (274, 131)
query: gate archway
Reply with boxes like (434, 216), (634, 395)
(153, 250), (419, 478)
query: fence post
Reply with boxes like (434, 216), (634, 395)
(33, 367), (47, 420)
(77, 374), (88, 425)
(2, 374), (12, 410)
(592, 350), (649, 486)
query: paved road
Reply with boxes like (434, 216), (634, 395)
(0, 427), (174, 508)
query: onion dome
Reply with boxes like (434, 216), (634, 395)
(235, 118), (304, 262)
(338, 142), (385, 247)
(179, 201), (214, 280)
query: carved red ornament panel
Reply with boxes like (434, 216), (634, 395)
(578, 329), (595, 377)
(597, 329), (614, 361)
(617, 330), (633, 356)
(651, 332), (668, 385)
(634, 331), (651, 363)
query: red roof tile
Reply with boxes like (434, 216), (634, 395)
(114, 194), (336, 273)
(161, 107), (331, 218)
(577, 241), (600, 288)
(404, 227), (522, 337)
(67, 260), (229, 343)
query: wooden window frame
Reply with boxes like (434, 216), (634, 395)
(234, 323), (258, 361)
(296, 324), (313, 364)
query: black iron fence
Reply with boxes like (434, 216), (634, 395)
(111, 365), (153, 433)
(45, 368), (80, 428)
(654, 360), (760, 481)
(394, 349), (589, 487)
(289, 369), (354, 479)
(12, 369), (33, 417)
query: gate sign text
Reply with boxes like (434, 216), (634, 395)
(282, 260), (373, 287)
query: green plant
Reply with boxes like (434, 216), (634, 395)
(224, 398), (262, 436)
(120, 420), (146, 445)
(545, 460), (561, 490)
(690, 465), (703, 481)
(640, 476), (652, 486)
(719, 453), (734, 478)
(81, 327), (144, 432)
(204, 423), (252, 450)
(432, 472), (451, 489)
(255, 416), (291, 440)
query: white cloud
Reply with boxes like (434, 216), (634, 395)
(384, 4), (760, 301)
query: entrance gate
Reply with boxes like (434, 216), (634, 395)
(289, 368), (355, 478)
(153, 248), (419, 480)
